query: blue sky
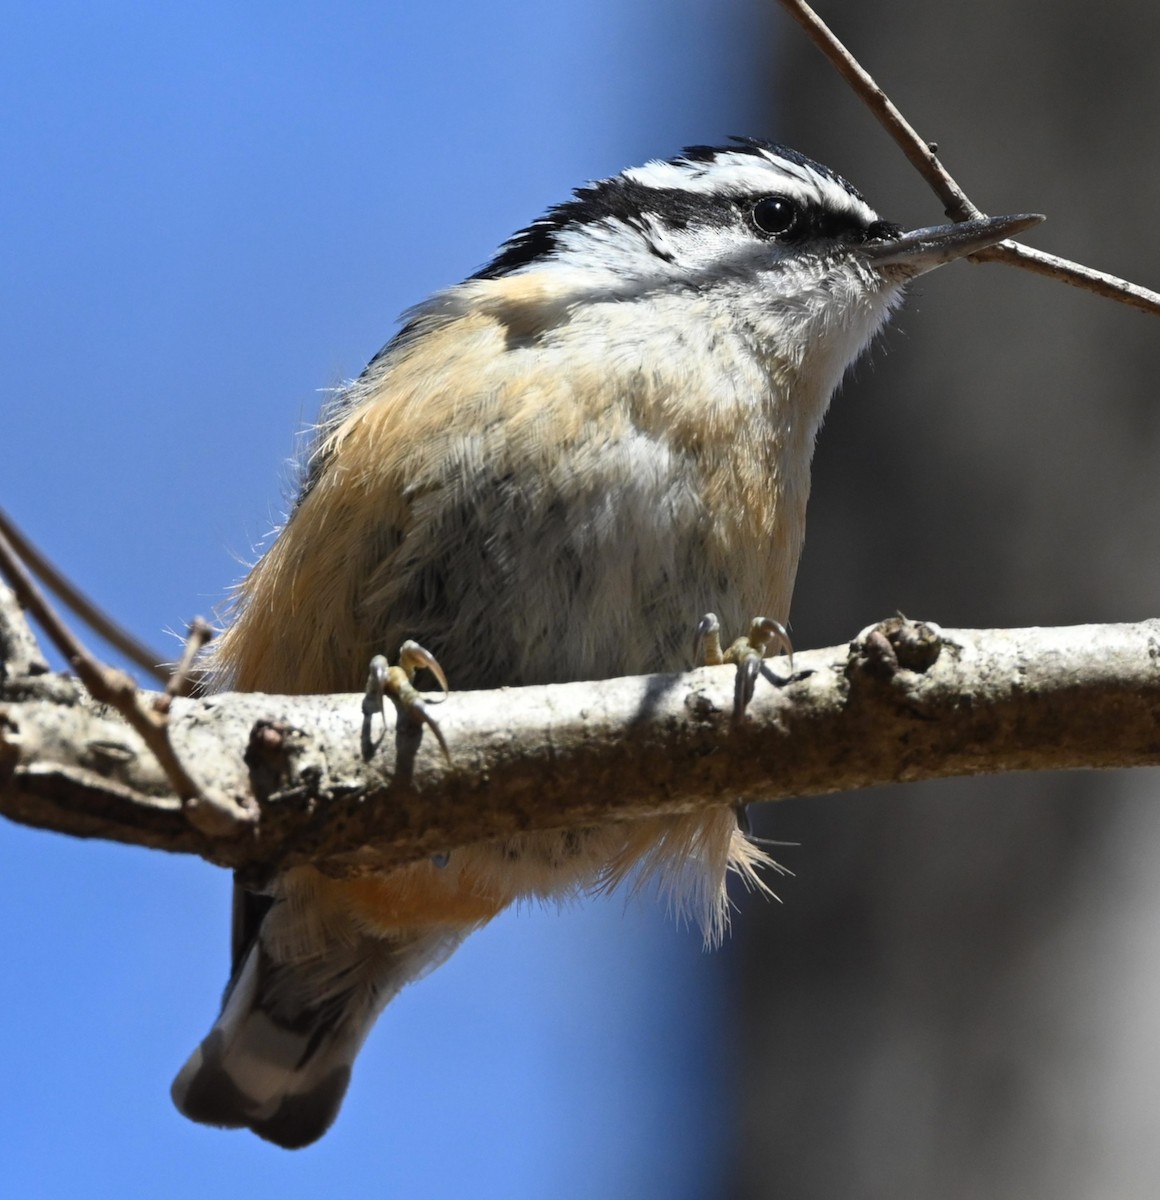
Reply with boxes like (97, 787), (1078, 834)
(0, 2), (779, 1194)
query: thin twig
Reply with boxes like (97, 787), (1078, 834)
(0, 506), (169, 683)
(776, 0), (1160, 317)
(0, 525), (118, 693)
(970, 241), (1160, 316)
(0, 526), (250, 836)
(162, 617), (214, 703)
(777, 0), (978, 221)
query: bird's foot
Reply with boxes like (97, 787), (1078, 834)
(362, 640), (450, 760)
(694, 613), (793, 721)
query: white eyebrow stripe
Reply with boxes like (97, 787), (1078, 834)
(621, 152), (876, 224)
(776, 158), (813, 186)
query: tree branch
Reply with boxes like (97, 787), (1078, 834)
(3, 607), (1159, 884)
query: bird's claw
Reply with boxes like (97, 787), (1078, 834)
(397, 639), (449, 699)
(363, 641), (451, 761)
(695, 613), (793, 721)
(694, 612), (726, 666)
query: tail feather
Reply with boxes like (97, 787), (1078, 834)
(172, 899), (466, 1149)
(175, 811), (776, 1146)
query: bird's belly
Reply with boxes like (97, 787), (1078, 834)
(376, 443), (792, 688)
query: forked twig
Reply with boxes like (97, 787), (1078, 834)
(777, 0), (1160, 316)
(0, 527), (250, 836)
(0, 505), (169, 683)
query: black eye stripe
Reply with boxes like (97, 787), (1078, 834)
(751, 199), (881, 244)
(472, 139), (886, 278)
(474, 178), (883, 278)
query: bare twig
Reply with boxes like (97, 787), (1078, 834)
(161, 617), (214, 703)
(0, 545), (248, 837)
(776, 0), (1160, 316)
(0, 506), (170, 683)
(777, 0), (978, 220)
(969, 241), (1160, 316)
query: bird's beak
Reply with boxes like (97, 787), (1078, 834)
(862, 212), (1044, 278)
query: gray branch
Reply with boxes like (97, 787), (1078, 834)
(2, 585), (1159, 880)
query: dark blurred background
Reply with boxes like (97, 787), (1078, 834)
(2, 2), (1158, 1197)
(738, 3), (1160, 1197)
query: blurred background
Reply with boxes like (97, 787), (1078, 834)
(2, 1), (1158, 1196)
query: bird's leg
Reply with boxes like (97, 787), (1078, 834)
(694, 613), (793, 721)
(362, 640), (451, 761)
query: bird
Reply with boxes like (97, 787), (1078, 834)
(171, 137), (1040, 1147)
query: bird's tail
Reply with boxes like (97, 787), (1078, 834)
(172, 884), (466, 1149)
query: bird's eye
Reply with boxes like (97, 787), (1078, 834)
(752, 196), (799, 237)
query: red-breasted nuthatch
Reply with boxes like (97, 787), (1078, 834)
(171, 138), (1040, 1147)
